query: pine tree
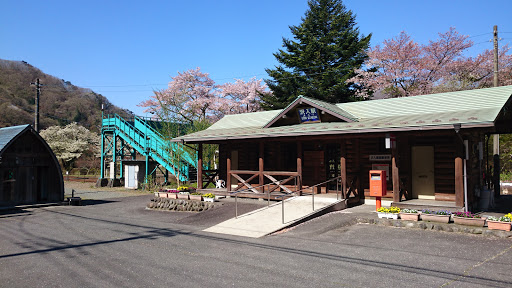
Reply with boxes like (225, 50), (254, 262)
(261, 0), (371, 109)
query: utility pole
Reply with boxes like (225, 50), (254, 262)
(30, 78), (41, 132)
(493, 25), (499, 87)
(493, 25), (500, 199)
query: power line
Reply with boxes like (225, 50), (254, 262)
(468, 32), (492, 38)
(11, 105), (72, 124)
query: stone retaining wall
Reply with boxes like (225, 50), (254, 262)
(358, 217), (512, 238)
(147, 197), (216, 212)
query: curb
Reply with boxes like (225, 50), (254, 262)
(357, 217), (512, 238)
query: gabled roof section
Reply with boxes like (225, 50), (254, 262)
(338, 85), (512, 120)
(208, 110), (281, 130)
(173, 85), (512, 143)
(0, 124), (31, 154)
(263, 96), (357, 128)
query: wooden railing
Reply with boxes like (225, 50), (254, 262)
(229, 170), (300, 193)
(200, 169), (219, 189)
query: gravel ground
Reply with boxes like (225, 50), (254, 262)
(1, 195), (512, 288)
(64, 181), (151, 200)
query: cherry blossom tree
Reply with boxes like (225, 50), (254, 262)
(438, 45), (512, 92)
(352, 27), (473, 97)
(139, 68), (269, 182)
(140, 67), (219, 125)
(218, 77), (269, 114)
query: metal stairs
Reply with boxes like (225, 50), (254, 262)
(101, 114), (196, 182)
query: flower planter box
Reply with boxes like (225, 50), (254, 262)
(420, 214), (450, 223)
(189, 195), (203, 201)
(487, 220), (512, 231)
(177, 194), (189, 200)
(377, 212), (398, 219)
(400, 213), (420, 221)
(453, 216), (485, 227)
(203, 197), (215, 203)
(168, 193), (178, 199)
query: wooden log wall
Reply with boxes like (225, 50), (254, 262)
(353, 137), (395, 194)
(215, 130), (479, 204)
(410, 134), (457, 200)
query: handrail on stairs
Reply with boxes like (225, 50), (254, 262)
(102, 113), (191, 181)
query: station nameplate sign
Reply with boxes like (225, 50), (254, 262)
(369, 154), (391, 161)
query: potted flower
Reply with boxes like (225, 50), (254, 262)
(155, 189), (168, 198)
(420, 209), (451, 223)
(377, 207), (400, 219)
(388, 206), (400, 219)
(400, 208), (419, 221)
(177, 186), (190, 200)
(487, 213), (512, 231)
(166, 189), (179, 199)
(189, 192), (203, 201)
(202, 193), (216, 202)
(452, 211), (485, 227)
(377, 207), (390, 219)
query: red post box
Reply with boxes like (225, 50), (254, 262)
(369, 170), (387, 197)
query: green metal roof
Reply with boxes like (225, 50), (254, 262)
(300, 96), (358, 122)
(176, 86), (512, 143)
(263, 95), (358, 128)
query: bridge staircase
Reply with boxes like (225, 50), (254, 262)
(100, 114), (197, 183)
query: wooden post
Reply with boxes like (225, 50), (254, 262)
(340, 141), (347, 199)
(404, 136), (412, 200)
(392, 136), (400, 202)
(226, 144), (231, 192)
(455, 157), (464, 207)
(297, 141), (302, 195)
(259, 141), (264, 192)
(197, 143), (203, 189)
(392, 157), (400, 203)
(354, 138), (362, 199)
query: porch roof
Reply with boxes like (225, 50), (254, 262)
(175, 85), (512, 143)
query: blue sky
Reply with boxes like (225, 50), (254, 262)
(2, 0), (511, 116)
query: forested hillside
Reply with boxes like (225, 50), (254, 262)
(0, 59), (132, 132)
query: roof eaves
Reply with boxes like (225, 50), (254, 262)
(176, 121), (494, 143)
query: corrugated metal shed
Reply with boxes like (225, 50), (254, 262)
(0, 125), (30, 153)
(176, 86), (512, 143)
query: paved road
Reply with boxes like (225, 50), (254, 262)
(1, 195), (511, 288)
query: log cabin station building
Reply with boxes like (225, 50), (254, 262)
(175, 86), (512, 211)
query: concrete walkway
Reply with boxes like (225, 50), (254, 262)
(203, 194), (346, 238)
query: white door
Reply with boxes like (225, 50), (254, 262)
(125, 165), (137, 188)
(412, 146), (435, 199)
